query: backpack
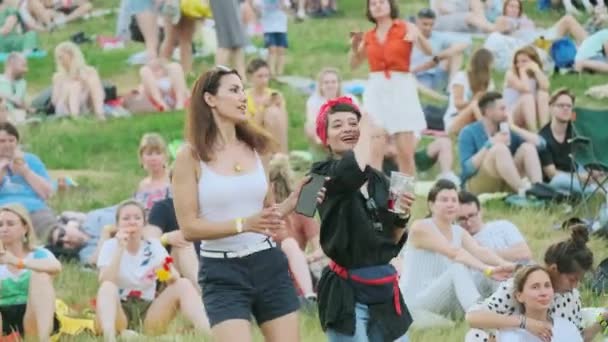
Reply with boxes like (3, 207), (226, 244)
(550, 38), (577, 70)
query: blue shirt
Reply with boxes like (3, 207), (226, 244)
(78, 205), (118, 265)
(458, 121), (525, 184)
(258, 0), (287, 33)
(0, 153), (50, 212)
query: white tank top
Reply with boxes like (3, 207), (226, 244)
(197, 152), (269, 252)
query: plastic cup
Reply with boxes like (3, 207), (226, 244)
(388, 171), (415, 214)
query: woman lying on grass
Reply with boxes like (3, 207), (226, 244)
(0, 204), (62, 342)
(95, 200), (208, 342)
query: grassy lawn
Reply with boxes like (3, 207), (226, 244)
(13, 0), (608, 340)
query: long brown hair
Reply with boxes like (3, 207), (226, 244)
(185, 67), (274, 162)
(503, 0), (523, 17)
(468, 48), (494, 95)
(512, 45), (543, 77)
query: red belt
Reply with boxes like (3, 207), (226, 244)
(329, 260), (402, 315)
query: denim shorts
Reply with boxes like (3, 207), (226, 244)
(199, 247), (299, 327)
(264, 32), (289, 48)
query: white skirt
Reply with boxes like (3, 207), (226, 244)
(363, 72), (427, 135)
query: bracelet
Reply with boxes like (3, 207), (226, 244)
(519, 314), (527, 329)
(483, 267), (493, 278)
(596, 313), (608, 334)
(235, 218), (244, 234)
(160, 234), (169, 246)
(16, 259), (25, 270)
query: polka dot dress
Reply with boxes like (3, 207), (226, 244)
(465, 279), (583, 342)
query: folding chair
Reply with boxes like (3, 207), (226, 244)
(568, 107), (608, 207)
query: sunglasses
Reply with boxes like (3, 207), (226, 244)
(457, 212), (479, 223)
(201, 65), (237, 93)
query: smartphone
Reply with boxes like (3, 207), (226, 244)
(295, 173), (326, 217)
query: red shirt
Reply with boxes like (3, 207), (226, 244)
(364, 20), (413, 78)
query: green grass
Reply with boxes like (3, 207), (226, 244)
(13, 0), (608, 340)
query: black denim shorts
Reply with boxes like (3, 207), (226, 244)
(199, 247), (299, 327)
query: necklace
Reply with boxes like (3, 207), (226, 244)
(234, 162), (243, 173)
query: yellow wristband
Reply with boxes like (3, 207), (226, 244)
(160, 234), (169, 246)
(235, 218), (244, 234)
(484, 268), (493, 277)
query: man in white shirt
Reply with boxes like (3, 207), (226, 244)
(411, 8), (471, 94)
(458, 191), (532, 263)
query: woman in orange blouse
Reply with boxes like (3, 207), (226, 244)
(350, 0), (433, 176)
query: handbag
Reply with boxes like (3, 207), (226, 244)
(181, 0), (212, 19)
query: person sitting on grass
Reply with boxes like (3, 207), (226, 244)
(492, 265), (582, 342)
(465, 223), (607, 342)
(95, 200), (209, 341)
(400, 180), (514, 324)
(245, 58), (288, 153)
(0, 53), (30, 124)
(574, 29), (608, 74)
(411, 8), (471, 95)
(538, 89), (605, 194)
(444, 48), (495, 136)
(0, 2), (38, 53)
(19, 0), (93, 30)
(125, 59), (189, 113)
(430, 0), (498, 33)
(268, 153), (321, 307)
(0, 204), (62, 342)
(457, 91), (543, 195)
(0, 122), (57, 242)
(458, 190), (531, 296)
(503, 46), (550, 132)
(51, 41), (105, 119)
(458, 191), (531, 263)
(134, 133), (171, 212)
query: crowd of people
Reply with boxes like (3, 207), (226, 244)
(0, 0), (607, 341)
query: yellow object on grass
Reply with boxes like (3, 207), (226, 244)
(53, 299), (96, 340)
(181, 0), (212, 19)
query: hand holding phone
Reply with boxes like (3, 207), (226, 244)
(295, 173), (326, 217)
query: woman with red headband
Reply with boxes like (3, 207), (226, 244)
(350, 0), (432, 175)
(311, 96), (415, 341)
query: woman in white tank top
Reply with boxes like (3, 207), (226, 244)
(172, 66), (313, 342)
(400, 180), (515, 323)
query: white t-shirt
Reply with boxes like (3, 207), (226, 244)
(97, 238), (168, 301)
(443, 71), (494, 130)
(474, 220), (526, 254)
(498, 317), (582, 342)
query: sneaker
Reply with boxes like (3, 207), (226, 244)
(296, 9), (306, 22)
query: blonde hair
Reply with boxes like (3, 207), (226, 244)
(268, 153), (295, 203)
(316, 67), (343, 98)
(115, 200), (147, 226)
(54, 41), (88, 79)
(138, 133), (168, 158)
(0, 204), (39, 251)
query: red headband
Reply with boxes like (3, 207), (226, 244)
(315, 96), (360, 146)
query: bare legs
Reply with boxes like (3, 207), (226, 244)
(96, 279), (208, 341)
(160, 18), (197, 74)
(22, 272), (56, 342)
(511, 90), (550, 131)
(135, 11), (159, 60)
(216, 48), (247, 83)
(477, 143), (542, 192)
